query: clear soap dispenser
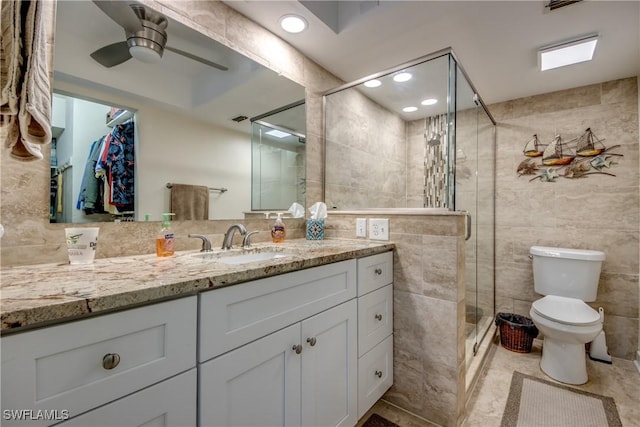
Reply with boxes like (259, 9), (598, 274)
(156, 213), (175, 257)
(271, 213), (286, 243)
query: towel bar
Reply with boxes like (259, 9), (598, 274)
(166, 183), (228, 193)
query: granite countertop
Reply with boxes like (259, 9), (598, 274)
(0, 238), (394, 333)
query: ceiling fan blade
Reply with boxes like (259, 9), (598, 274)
(165, 46), (228, 71)
(90, 41), (132, 68)
(93, 0), (143, 33)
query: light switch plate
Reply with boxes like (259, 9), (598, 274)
(356, 218), (367, 237)
(369, 218), (389, 241)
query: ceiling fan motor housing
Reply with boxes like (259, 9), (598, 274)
(126, 19), (167, 59)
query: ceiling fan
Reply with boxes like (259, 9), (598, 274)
(90, 0), (228, 70)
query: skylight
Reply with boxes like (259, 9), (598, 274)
(539, 34), (598, 71)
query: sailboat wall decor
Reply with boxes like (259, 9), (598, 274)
(542, 135), (574, 166)
(523, 134), (545, 157)
(516, 128), (622, 182)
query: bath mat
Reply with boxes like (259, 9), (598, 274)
(361, 413), (400, 427)
(501, 371), (622, 427)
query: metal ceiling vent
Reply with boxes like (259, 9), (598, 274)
(545, 0), (583, 11)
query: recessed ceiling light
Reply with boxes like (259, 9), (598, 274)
(265, 129), (291, 138)
(364, 79), (382, 88)
(280, 14), (308, 34)
(421, 98), (438, 106)
(393, 72), (412, 82)
(539, 34), (598, 71)
(402, 106), (418, 113)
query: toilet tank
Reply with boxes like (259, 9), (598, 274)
(530, 246), (605, 302)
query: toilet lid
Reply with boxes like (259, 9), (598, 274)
(532, 295), (601, 326)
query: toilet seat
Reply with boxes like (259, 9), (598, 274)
(532, 295), (601, 326)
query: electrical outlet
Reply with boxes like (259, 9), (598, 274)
(356, 218), (367, 237)
(369, 218), (389, 241)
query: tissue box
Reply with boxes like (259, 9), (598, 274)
(306, 219), (325, 240)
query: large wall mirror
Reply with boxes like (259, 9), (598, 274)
(51, 0), (305, 223)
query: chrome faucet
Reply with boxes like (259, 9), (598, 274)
(188, 234), (212, 252)
(242, 231), (259, 248)
(221, 224), (247, 250)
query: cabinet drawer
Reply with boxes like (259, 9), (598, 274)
(357, 334), (394, 419)
(200, 260), (357, 362)
(357, 251), (393, 296)
(59, 369), (197, 427)
(1, 296), (197, 426)
(358, 284), (393, 356)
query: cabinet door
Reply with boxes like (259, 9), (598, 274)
(301, 299), (358, 427)
(199, 323), (302, 427)
(58, 369), (196, 427)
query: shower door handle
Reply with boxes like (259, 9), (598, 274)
(464, 211), (472, 241)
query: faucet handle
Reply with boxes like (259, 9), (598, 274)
(242, 231), (259, 248)
(188, 234), (213, 252)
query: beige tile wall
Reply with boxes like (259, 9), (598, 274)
(327, 212), (468, 426)
(490, 78), (639, 360)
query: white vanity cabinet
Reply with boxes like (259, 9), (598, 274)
(356, 251), (394, 419)
(199, 260), (359, 427)
(0, 296), (198, 427)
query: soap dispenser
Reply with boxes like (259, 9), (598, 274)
(271, 213), (286, 243)
(156, 213), (175, 257)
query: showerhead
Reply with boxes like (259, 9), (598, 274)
(427, 133), (441, 147)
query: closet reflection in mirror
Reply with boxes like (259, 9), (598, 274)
(50, 94), (136, 223)
(50, 0), (306, 223)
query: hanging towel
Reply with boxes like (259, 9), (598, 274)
(1, 0), (52, 161)
(170, 184), (209, 221)
(0, 0), (24, 151)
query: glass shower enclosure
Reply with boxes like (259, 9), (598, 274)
(250, 101), (306, 211)
(323, 49), (495, 369)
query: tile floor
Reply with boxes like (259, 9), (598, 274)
(360, 338), (640, 426)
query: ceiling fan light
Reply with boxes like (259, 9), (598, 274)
(129, 45), (162, 63)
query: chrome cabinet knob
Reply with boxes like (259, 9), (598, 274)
(102, 353), (121, 370)
(375, 370), (383, 378)
(374, 268), (383, 275)
(375, 314), (383, 321)
(292, 344), (302, 354)
(306, 337), (317, 347)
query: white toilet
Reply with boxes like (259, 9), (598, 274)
(529, 246), (605, 385)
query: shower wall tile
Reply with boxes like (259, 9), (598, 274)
(422, 234), (460, 302)
(392, 234), (424, 295)
(324, 89), (407, 210)
(329, 213), (465, 425)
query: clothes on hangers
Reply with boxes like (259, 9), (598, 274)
(77, 120), (135, 215)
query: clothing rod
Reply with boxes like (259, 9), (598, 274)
(166, 183), (228, 193)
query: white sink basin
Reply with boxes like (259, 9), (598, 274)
(191, 249), (296, 265)
(217, 251), (293, 265)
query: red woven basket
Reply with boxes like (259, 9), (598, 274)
(495, 313), (539, 353)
